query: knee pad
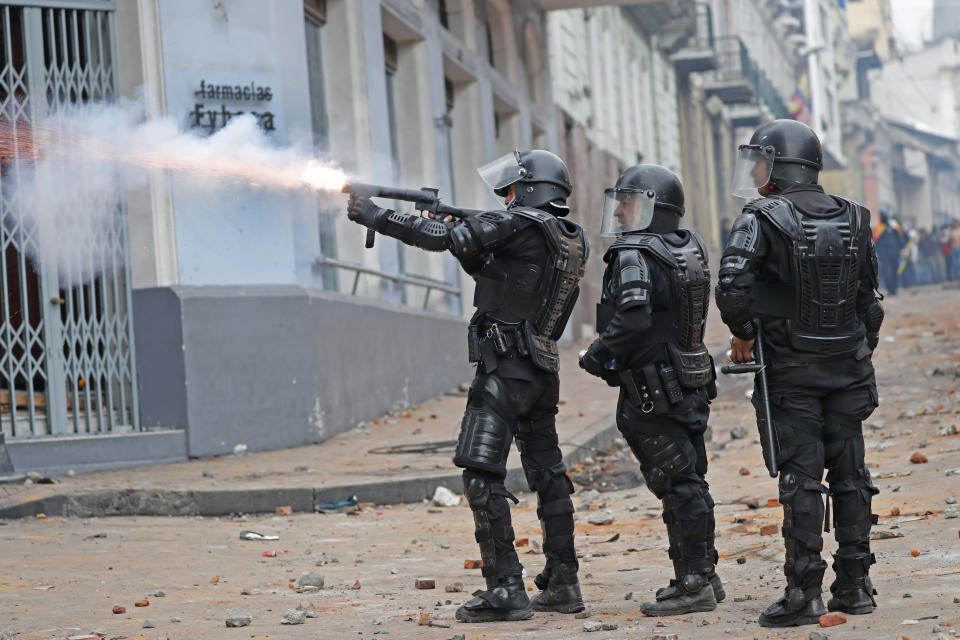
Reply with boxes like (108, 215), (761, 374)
(454, 406), (513, 475)
(779, 472), (827, 553)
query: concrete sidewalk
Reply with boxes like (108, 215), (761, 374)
(0, 345), (624, 519)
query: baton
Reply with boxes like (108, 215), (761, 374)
(720, 321), (779, 478)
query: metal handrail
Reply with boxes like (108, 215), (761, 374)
(314, 256), (461, 310)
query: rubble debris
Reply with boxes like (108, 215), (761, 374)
(944, 508), (958, 519)
(575, 610), (591, 618)
(415, 577), (436, 589)
(760, 525), (778, 536)
(275, 505), (293, 515)
(739, 467), (751, 476)
(281, 609), (306, 625)
(946, 468), (960, 476)
(910, 549), (920, 557)
(652, 634), (679, 640)
(809, 632), (829, 640)
(262, 550), (278, 557)
(730, 425), (748, 439)
(134, 599), (149, 607)
(432, 486), (460, 507)
(240, 587), (261, 595)
(602, 533), (620, 543)
(239, 530), (279, 541)
(583, 620), (603, 632)
(154, 590), (166, 597)
(297, 602), (319, 618)
(819, 612), (846, 627)
(601, 623), (618, 630)
(464, 559), (482, 569)
(910, 452), (928, 464)
(946, 497), (958, 504)
(84, 533), (107, 540)
(871, 531), (904, 540)
(444, 582), (464, 593)
(417, 612), (431, 626)
(587, 512), (615, 525)
(940, 425), (959, 436)
(351, 580), (361, 590)
(142, 619), (156, 629)
(737, 558), (747, 564)
(225, 608), (252, 627)
(112, 605), (125, 614)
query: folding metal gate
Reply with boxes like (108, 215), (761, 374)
(0, 0), (138, 438)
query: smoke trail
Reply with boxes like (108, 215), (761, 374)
(1, 99), (347, 284)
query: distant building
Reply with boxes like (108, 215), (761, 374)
(933, 0), (960, 42)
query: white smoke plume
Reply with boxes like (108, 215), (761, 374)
(2, 99), (346, 284)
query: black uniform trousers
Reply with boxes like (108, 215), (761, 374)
(454, 356), (577, 587)
(616, 389), (718, 574)
(756, 355), (879, 598)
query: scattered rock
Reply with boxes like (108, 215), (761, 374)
(910, 452), (928, 464)
(297, 602), (319, 618)
(464, 559), (482, 569)
(350, 579), (361, 590)
(417, 612), (431, 626)
(134, 599), (149, 607)
(275, 505), (293, 515)
(142, 619), (156, 629)
(945, 507), (959, 519)
(240, 587), (262, 595)
(432, 486), (461, 507)
(154, 589), (166, 597)
(587, 512), (614, 526)
(112, 605), (125, 614)
(910, 549), (920, 557)
(583, 620), (603, 632)
(624, 591), (634, 600)
(652, 634), (679, 640)
(737, 557), (747, 564)
(819, 611), (846, 627)
(946, 496), (958, 504)
(760, 524), (778, 536)
(575, 610), (591, 618)
(809, 632), (829, 640)
(281, 609), (306, 625)
(739, 467), (751, 476)
(225, 608), (252, 627)
(601, 622), (618, 630)
(444, 582), (464, 593)
(450, 635), (466, 640)
(730, 425), (748, 440)
(415, 577), (436, 589)
(296, 571), (324, 590)
(170, 617), (182, 623)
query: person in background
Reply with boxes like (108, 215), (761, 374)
(874, 209), (904, 295)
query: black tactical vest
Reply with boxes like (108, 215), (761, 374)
(751, 197), (863, 354)
(473, 207), (587, 341)
(600, 232), (713, 388)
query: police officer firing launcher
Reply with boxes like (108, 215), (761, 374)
(345, 150), (588, 623)
(715, 120), (884, 628)
(578, 165), (724, 617)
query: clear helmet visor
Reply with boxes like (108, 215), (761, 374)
(731, 145), (775, 199)
(477, 150), (527, 193)
(600, 188), (657, 237)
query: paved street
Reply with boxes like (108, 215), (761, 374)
(2, 284), (960, 639)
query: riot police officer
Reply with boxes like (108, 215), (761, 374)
(346, 150), (588, 622)
(579, 165), (724, 616)
(716, 120), (884, 628)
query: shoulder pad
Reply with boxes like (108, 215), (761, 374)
(689, 230), (710, 264)
(744, 196), (800, 240)
(606, 233), (677, 268)
(613, 248), (651, 308)
(727, 212), (760, 254)
(449, 209), (529, 257)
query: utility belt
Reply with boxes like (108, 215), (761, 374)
(468, 320), (559, 373)
(619, 350), (718, 415)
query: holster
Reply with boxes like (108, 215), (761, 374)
(640, 364), (670, 414)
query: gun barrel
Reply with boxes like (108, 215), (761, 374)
(342, 181), (435, 204)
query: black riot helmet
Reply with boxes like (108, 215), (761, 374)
(731, 119), (822, 198)
(600, 164), (684, 236)
(478, 149), (573, 216)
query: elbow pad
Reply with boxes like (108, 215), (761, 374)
(376, 210), (450, 251)
(448, 211), (523, 260)
(615, 250), (651, 310)
(718, 213), (760, 281)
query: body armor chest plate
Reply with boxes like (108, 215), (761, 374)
(602, 232), (713, 388)
(473, 207), (587, 341)
(754, 197), (862, 354)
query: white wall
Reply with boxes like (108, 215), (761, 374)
(156, 0), (317, 286)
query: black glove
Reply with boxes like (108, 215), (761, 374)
(346, 195), (383, 229)
(579, 343), (613, 378)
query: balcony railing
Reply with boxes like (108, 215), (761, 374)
(670, 2), (717, 74)
(703, 36), (789, 121)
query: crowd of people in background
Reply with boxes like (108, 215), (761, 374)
(871, 210), (960, 295)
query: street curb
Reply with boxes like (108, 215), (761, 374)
(0, 416), (618, 519)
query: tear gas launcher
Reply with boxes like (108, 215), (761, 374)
(341, 182), (482, 248)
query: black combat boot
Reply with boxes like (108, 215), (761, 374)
(827, 552), (877, 615)
(531, 561), (584, 613)
(455, 576), (534, 623)
(641, 571), (717, 616)
(758, 582), (827, 627)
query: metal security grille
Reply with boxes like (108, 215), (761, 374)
(0, 0), (138, 438)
